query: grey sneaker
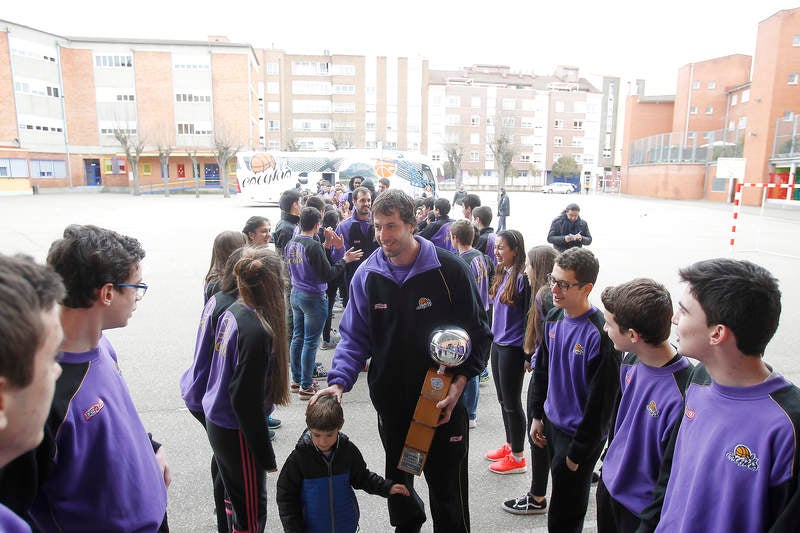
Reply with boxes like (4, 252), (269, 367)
(320, 340), (337, 350)
(502, 493), (547, 515)
(313, 362), (328, 380)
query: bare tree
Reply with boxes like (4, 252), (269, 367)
(443, 143), (464, 187)
(186, 148), (200, 198)
(213, 127), (242, 199)
(157, 143), (172, 197)
(113, 127), (145, 196)
(286, 137), (300, 152)
(331, 134), (354, 150)
(488, 123), (515, 190)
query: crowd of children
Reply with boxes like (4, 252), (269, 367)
(0, 183), (798, 533)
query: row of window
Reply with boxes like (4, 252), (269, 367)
(14, 81), (60, 97)
(94, 55), (133, 68)
(100, 128), (137, 135)
(10, 43), (57, 63)
(18, 123), (64, 133)
(554, 120), (583, 129)
(0, 158), (66, 178)
(175, 93), (211, 103)
(177, 123), (213, 135)
(291, 62), (356, 76)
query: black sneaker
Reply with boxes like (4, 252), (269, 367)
(502, 493), (547, 515)
(267, 416), (281, 429)
(269, 429), (277, 441)
(592, 471), (601, 484)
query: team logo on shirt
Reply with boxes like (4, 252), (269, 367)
(646, 400), (659, 417)
(416, 297), (432, 310)
(83, 398), (105, 421)
(684, 407), (696, 420)
(374, 303), (388, 310)
(726, 444), (759, 471)
(573, 344), (584, 356)
(625, 372), (632, 385)
(549, 331), (556, 339)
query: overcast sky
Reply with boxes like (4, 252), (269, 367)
(3, 0), (796, 94)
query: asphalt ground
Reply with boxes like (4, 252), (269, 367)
(2, 190), (799, 532)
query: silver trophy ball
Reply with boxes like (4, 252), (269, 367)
(429, 327), (471, 369)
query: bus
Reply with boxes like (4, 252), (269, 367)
(235, 149), (440, 204)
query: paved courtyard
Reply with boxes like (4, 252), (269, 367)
(1, 190), (798, 532)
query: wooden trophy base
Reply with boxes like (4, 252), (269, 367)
(398, 367), (453, 475)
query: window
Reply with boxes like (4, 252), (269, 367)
(333, 84), (355, 94)
(331, 64), (356, 75)
(267, 82), (279, 94)
(741, 89), (750, 103)
(728, 120), (735, 131)
(266, 62), (279, 75)
(268, 120), (280, 131)
(292, 61), (329, 75)
(470, 116), (481, 126)
(268, 140), (281, 150)
(554, 101), (565, 112)
(333, 102), (356, 113)
(520, 135), (535, 145)
(573, 120), (583, 129)
(470, 151), (480, 162)
(292, 81), (332, 95)
(175, 93), (210, 103)
(431, 153), (441, 161)
(687, 131), (696, 140)
(573, 154), (583, 163)
(267, 102), (280, 113)
(177, 123), (213, 135)
(690, 106), (698, 114)
(95, 54), (133, 68)
(554, 119), (564, 129)
(470, 133), (480, 145)
(447, 114), (460, 125)
(502, 117), (515, 127)
(738, 117), (747, 129)
(518, 170), (528, 177)
(602, 149), (612, 159)
(789, 73), (799, 85)
(471, 96), (481, 108)
(708, 81), (716, 90)
(692, 81), (701, 89)
(293, 100), (331, 113)
(794, 35), (800, 47)
(705, 106), (714, 114)
(502, 98), (516, 110)
(573, 101), (586, 114)
(521, 117), (535, 128)
(142, 163), (152, 176)
(731, 94), (738, 106)
(553, 136), (563, 147)
(553, 153), (562, 162)
(520, 154), (531, 163)
(29, 159), (66, 178)
(447, 96), (460, 107)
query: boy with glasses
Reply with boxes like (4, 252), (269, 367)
(528, 248), (621, 532)
(0, 225), (170, 532)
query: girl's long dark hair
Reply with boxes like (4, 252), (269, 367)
(489, 230), (525, 306)
(523, 246), (559, 355)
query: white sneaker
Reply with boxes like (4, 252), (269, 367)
(468, 419), (477, 429)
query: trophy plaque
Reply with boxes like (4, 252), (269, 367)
(398, 327), (471, 476)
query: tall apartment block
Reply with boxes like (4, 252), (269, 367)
(622, 7), (800, 205)
(427, 64), (618, 187)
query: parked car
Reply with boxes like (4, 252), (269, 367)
(541, 182), (575, 194)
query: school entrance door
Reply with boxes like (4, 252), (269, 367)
(84, 159), (101, 186)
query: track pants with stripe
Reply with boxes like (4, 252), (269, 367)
(207, 421), (267, 533)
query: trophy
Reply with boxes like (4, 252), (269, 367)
(398, 327), (472, 476)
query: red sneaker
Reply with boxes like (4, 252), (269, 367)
(489, 454), (527, 475)
(485, 443), (512, 462)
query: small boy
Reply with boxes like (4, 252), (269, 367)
(450, 220), (492, 428)
(639, 259), (800, 532)
(277, 395), (409, 532)
(529, 247), (621, 532)
(595, 278), (693, 532)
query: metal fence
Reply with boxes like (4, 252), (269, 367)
(629, 129), (744, 165)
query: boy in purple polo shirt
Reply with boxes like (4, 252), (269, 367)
(0, 255), (65, 533)
(638, 259), (800, 532)
(596, 278), (693, 532)
(529, 247), (621, 532)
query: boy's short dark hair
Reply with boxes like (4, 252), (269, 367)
(433, 198), (451, 216)
(378, 177), (391, 188)
(352, 187), (371, 202)
(462, 194), (482, 210)
(450, 219), (474, 245)
(556, 247), (599, 285)
(601, 278), (672, 345)
(306, 394), (344, 431)
(300, 207), (322, 231)
(679, 258), (781, 356)
(0, 254), (65, 388)
(372, 189), (416, 226)
(47, 225), (145, 309)
(279, 189), (301, 212)
(473, 205), (493, 226)
(305, 195), (326, 213)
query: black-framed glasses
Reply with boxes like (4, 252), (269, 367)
(115, 283), (148, 298)
(547, 274), (586, 292)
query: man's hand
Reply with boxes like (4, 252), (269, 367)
(155, 447), (172, 488)
(566, 456), (579, 472)
(389, 483), (411, 497)
(343, 247), (364, 263)
(435, 375), (467, 426)
(326, 229), (344, 249)
(311, 384), (345, 405)
(530, 418), (547, 449)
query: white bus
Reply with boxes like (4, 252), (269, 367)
(235, 149), (440, 204)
